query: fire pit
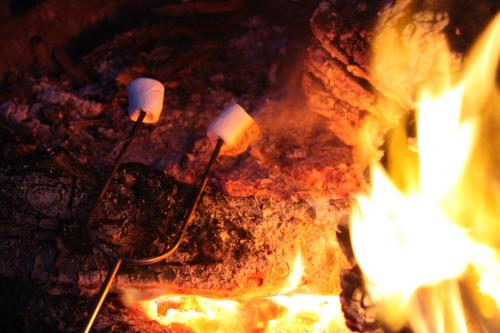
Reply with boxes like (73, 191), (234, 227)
(0, 0), (499, 332)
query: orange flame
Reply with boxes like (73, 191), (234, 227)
(129, 252), (348, 332)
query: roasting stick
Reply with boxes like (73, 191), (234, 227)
(83, 87), (258, 331)
(83, 77), (164, 333)
(82, 110), (143, 333)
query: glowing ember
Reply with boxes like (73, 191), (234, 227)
(352, 11), (500, 333)
(128, 252), (348, 332)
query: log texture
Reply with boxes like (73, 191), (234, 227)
(303, 0), (498, 147)
(0, 2), (356, 331)
(0, 149), (349, 331)
(305, 1), (499, 332)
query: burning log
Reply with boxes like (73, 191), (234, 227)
(335, 224), (384, 333)
(307, 1), (500, 331)
(10, 0), (500, 331)
(0, 149), (349, 331)
(0, 0), (362, 331)
(336, 225), (411, 333)
(303, 0), (499, 148)
(303, 0), (386, 146)
(340, 265), (384, 333)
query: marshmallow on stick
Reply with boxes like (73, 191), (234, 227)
(207, 103), (259, 156)
(127, 78), (165, 123)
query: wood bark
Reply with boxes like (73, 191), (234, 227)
(303, 0), (386, 145)
(309, 1), (499, 331)
(0, 2), (355, 329)
(303, 0), (498, 147)
(0, 148), (349, 331)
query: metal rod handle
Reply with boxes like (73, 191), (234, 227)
(83, 111), (145, 333)
(163, 137), (224, 256)
(82, 258), (123, 333)
(95, 110), (146, 208)
(87, 110), (146, 258)
(82, 133), (223, 332)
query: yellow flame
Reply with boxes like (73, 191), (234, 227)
(352, 11), (500, 333)
(280, 250), (303, 294)
(132, 252), (347, 332)
(139, 295), (242, 332)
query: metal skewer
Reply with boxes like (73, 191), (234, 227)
(82, 110), (146, 333)
(82, 109), (224, 333)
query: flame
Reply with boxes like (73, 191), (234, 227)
(352, 10), (500, 333)
(131, 252), (348, 332)
(279, 250), (304, 294)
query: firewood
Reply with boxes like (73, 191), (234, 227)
(303, 0), (386, 146)
(0, 2), (367, 331)
(0, 150), (349, 331)
(339, 265), (402, 333)
(302, 0), (498, 149)
(314, 2), (499, 330)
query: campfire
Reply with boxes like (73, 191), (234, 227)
(116, 3), (500, 333)
(351, 10), (500, 333)
(122, 5), (500, 333)
(0, 0), (499, 332)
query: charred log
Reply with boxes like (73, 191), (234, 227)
(303, 0), (498, 147)
(303, 0), (387, 145)
(340, 265), (383, 333)
(310, 1), (499, 331)
(0, 150), (349, 331)
(336, 227), (415, 333)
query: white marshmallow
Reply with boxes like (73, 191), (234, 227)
(207, 103), (256, 148)
(127, 78), (165, 123)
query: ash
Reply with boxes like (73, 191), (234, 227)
(0, 2), (360, 332)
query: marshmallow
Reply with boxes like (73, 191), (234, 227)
(127, 78), (165, 123)
(207, 103), (259, 156)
